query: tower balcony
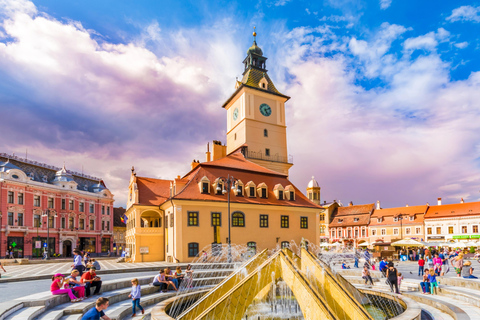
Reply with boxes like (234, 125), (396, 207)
(244, 150), (293, 164)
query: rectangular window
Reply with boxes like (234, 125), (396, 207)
(436, 227), (442, 234)
(47, 197), (54, 208)
(18, 193), (24, 205)
(260, 214), (268, 228)
(427, 227), (432, 235)
(393, 228), (399, 235)
(405, 227), (411, 235)
(34, 214), (41, 227)
(79, 219), (85, 230)
(188, 212), (199, 226)
(211, 212), (221, 226)
(347, 229), (352, 238)
(7, 212), (13, 226)
(69, 200), (74, 210)
(165, 215), (168, 227)
(202, 182), (209, 194)
(300, 217), (308, 229)
(448, 226), (454, 234)
(48, 215), (54, 228)
(332, 230), (336, 238)
(289, 191), (294, 201)
(462, 226), (467, 233)
(320, 214), (325, 221)
(8, 191), (14, 204)
(354, 229), (358, 237)
(261, 188), (267, 198)
(249, 187), (255, 197)
(281, 215), (289, 228)
(102, 206), (105, 215)
(278, 190), (284, 200)
(361, 229), (366, 237)
(17, 213), (23, 226)
(61, 217), (66, 229)
(372, 229), (377, 236)
(474, 225), (479, 233)
(34, 195), (41, 207)
(89, 204), (94, 213)
(107, 207), (110, 215)
(188, 243), (199, 257)
(265, 148), (270, 156)
(69, 217), (74, 229)
(61, 199), (66, 210)
(90, 219), (95, 231)
(106, 221), (110, 231)
(170, 214), (174, 227)
(381, 229), (386, 235)
(416, 227), (421, 234)
(102, 220), (105, 230)
(237, 185), (243, 196)
(79, 202), (84, 212)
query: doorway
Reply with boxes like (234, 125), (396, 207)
(63, 240), (72, 257)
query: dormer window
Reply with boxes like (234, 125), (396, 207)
(393, 217), (398, 222)
(285, 185), (295, 201)
(377, 218), (382, 223)
(213, 178), (224, 195)
(409, 216), (415, 221)
(273, 184), (284, 200)
(235, 180), (244, 196)
(198, 176), (211, 194)
(246, 181), (256, 198)
(338, 219), (343, 223)
(354, 218), (359, 222)
(257, 183), (268, 198)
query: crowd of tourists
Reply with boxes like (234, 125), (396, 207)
(45, 248), (194, 319)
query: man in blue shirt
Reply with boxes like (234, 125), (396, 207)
(379, 257), (388, 277)
(82, 297), (111, 320)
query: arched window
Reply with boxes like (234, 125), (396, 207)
(281, 241), (290, 249)
(232, 212), (245, 227)
(264, 129), (268, 137)
(247, 242), (257, 255)
(188, 242), (199, 257)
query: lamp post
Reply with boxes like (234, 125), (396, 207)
(42, 209), (57, 259)
(216, 175), (241, 263)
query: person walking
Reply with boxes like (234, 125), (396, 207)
(81, 297), (111, 320)
(433, 254), (442, 275)
(363, 248), (371, 266)
(362, 266), (374, 286)
(72, 250), (85, 276)
(81, 267), (102, 297)
(418, 256), (425, 276)
(386, 262), (400, 294)
(9, 250), (14, 259)
(129, 278), (144, 317)
(354, 251), (359, 268)
(50, 273), (79, 302)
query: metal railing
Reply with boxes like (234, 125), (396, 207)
(244, 150), (293, 164)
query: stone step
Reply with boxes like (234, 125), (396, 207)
(5, 306), (45, 320)
(58, 315), (81, 320)
(346, 276), (419, 291)
(0, 301), (24, 320)
(438, 285), (480, 308)
(416, 302), (455, 320)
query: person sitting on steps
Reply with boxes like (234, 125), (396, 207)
(81, 267), (102, 297)
(152, 269), (177, 292)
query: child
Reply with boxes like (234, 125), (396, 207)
(128, 278), (144, 316)
(418, 256), (425, 276)
(397, 272), (404, 291)
(427, 269), (438, 294)
(51, 273), (79, 302)
(362, 266), (374, 286)
(185, 264), (194, 288)
(174, 266), (184, 288)
(65, 270), (85, 301)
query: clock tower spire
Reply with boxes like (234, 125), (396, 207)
(221, 30), (293, 176)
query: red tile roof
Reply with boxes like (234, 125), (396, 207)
(369, 205), (426, 226)
(136, 177), (171, 206)
(425, 201), (480, 219)
(329, 203), (374, 227)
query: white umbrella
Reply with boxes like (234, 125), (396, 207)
(391, 238), (424, 247)
(453, 242), (467, 248)
(465, 241), (478, 247)
(358, 242), (370, 247)
(320, 243), (330, 247)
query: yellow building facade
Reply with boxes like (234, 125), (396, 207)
(124, 33), (324, 263)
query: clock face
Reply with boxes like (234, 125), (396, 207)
(259, 103), (272, 117)
(233, 108), (239, 121)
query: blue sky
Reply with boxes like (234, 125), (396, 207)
(1, 0), (480, 207)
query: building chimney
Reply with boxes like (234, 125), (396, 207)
(349, 201), (353, 206)
(376, 200), (381, 210)
(206, 142), (211, 162)
(461, 198), (464, 204)
(437, 197), (442, 206)
(191, 160), (200, 170)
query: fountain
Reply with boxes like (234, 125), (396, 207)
(151, 242), (420, 320)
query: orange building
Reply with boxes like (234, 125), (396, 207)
(329, 203), (374, 247)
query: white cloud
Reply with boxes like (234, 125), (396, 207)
(274, 0), (291, 6)
(454, 41), (469, 49)
(446, 5), (480, 23)
(403, 32), (437, 51)
(380, 0), (392, 10)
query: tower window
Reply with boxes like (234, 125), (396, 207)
(264, 129), (268, 137)
(265, 148), (270, 156)
(234, 133), (237, 140)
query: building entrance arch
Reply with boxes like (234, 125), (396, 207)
(63, 240), (72, 257)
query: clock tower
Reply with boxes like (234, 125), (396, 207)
(222, 30), (293, 176)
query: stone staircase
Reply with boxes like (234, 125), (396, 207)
(0, 266), (233, 320)
(338, 268), (480, 320)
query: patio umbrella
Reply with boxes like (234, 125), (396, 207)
(453, 242), (467, 248)
(391, 238), (424, 247)
(320, 243), (330, 247)
(358, 242), (370, 246)
(465, 241), (478, 247)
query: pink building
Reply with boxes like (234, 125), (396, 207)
(0, 153), (114, 258)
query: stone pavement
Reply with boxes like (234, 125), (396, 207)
(0, 260), (186, 282)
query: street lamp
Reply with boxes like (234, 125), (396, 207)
(42, 209), (57, 260)
(396, 213), (408, 240)
(216, 175), (241, 263)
